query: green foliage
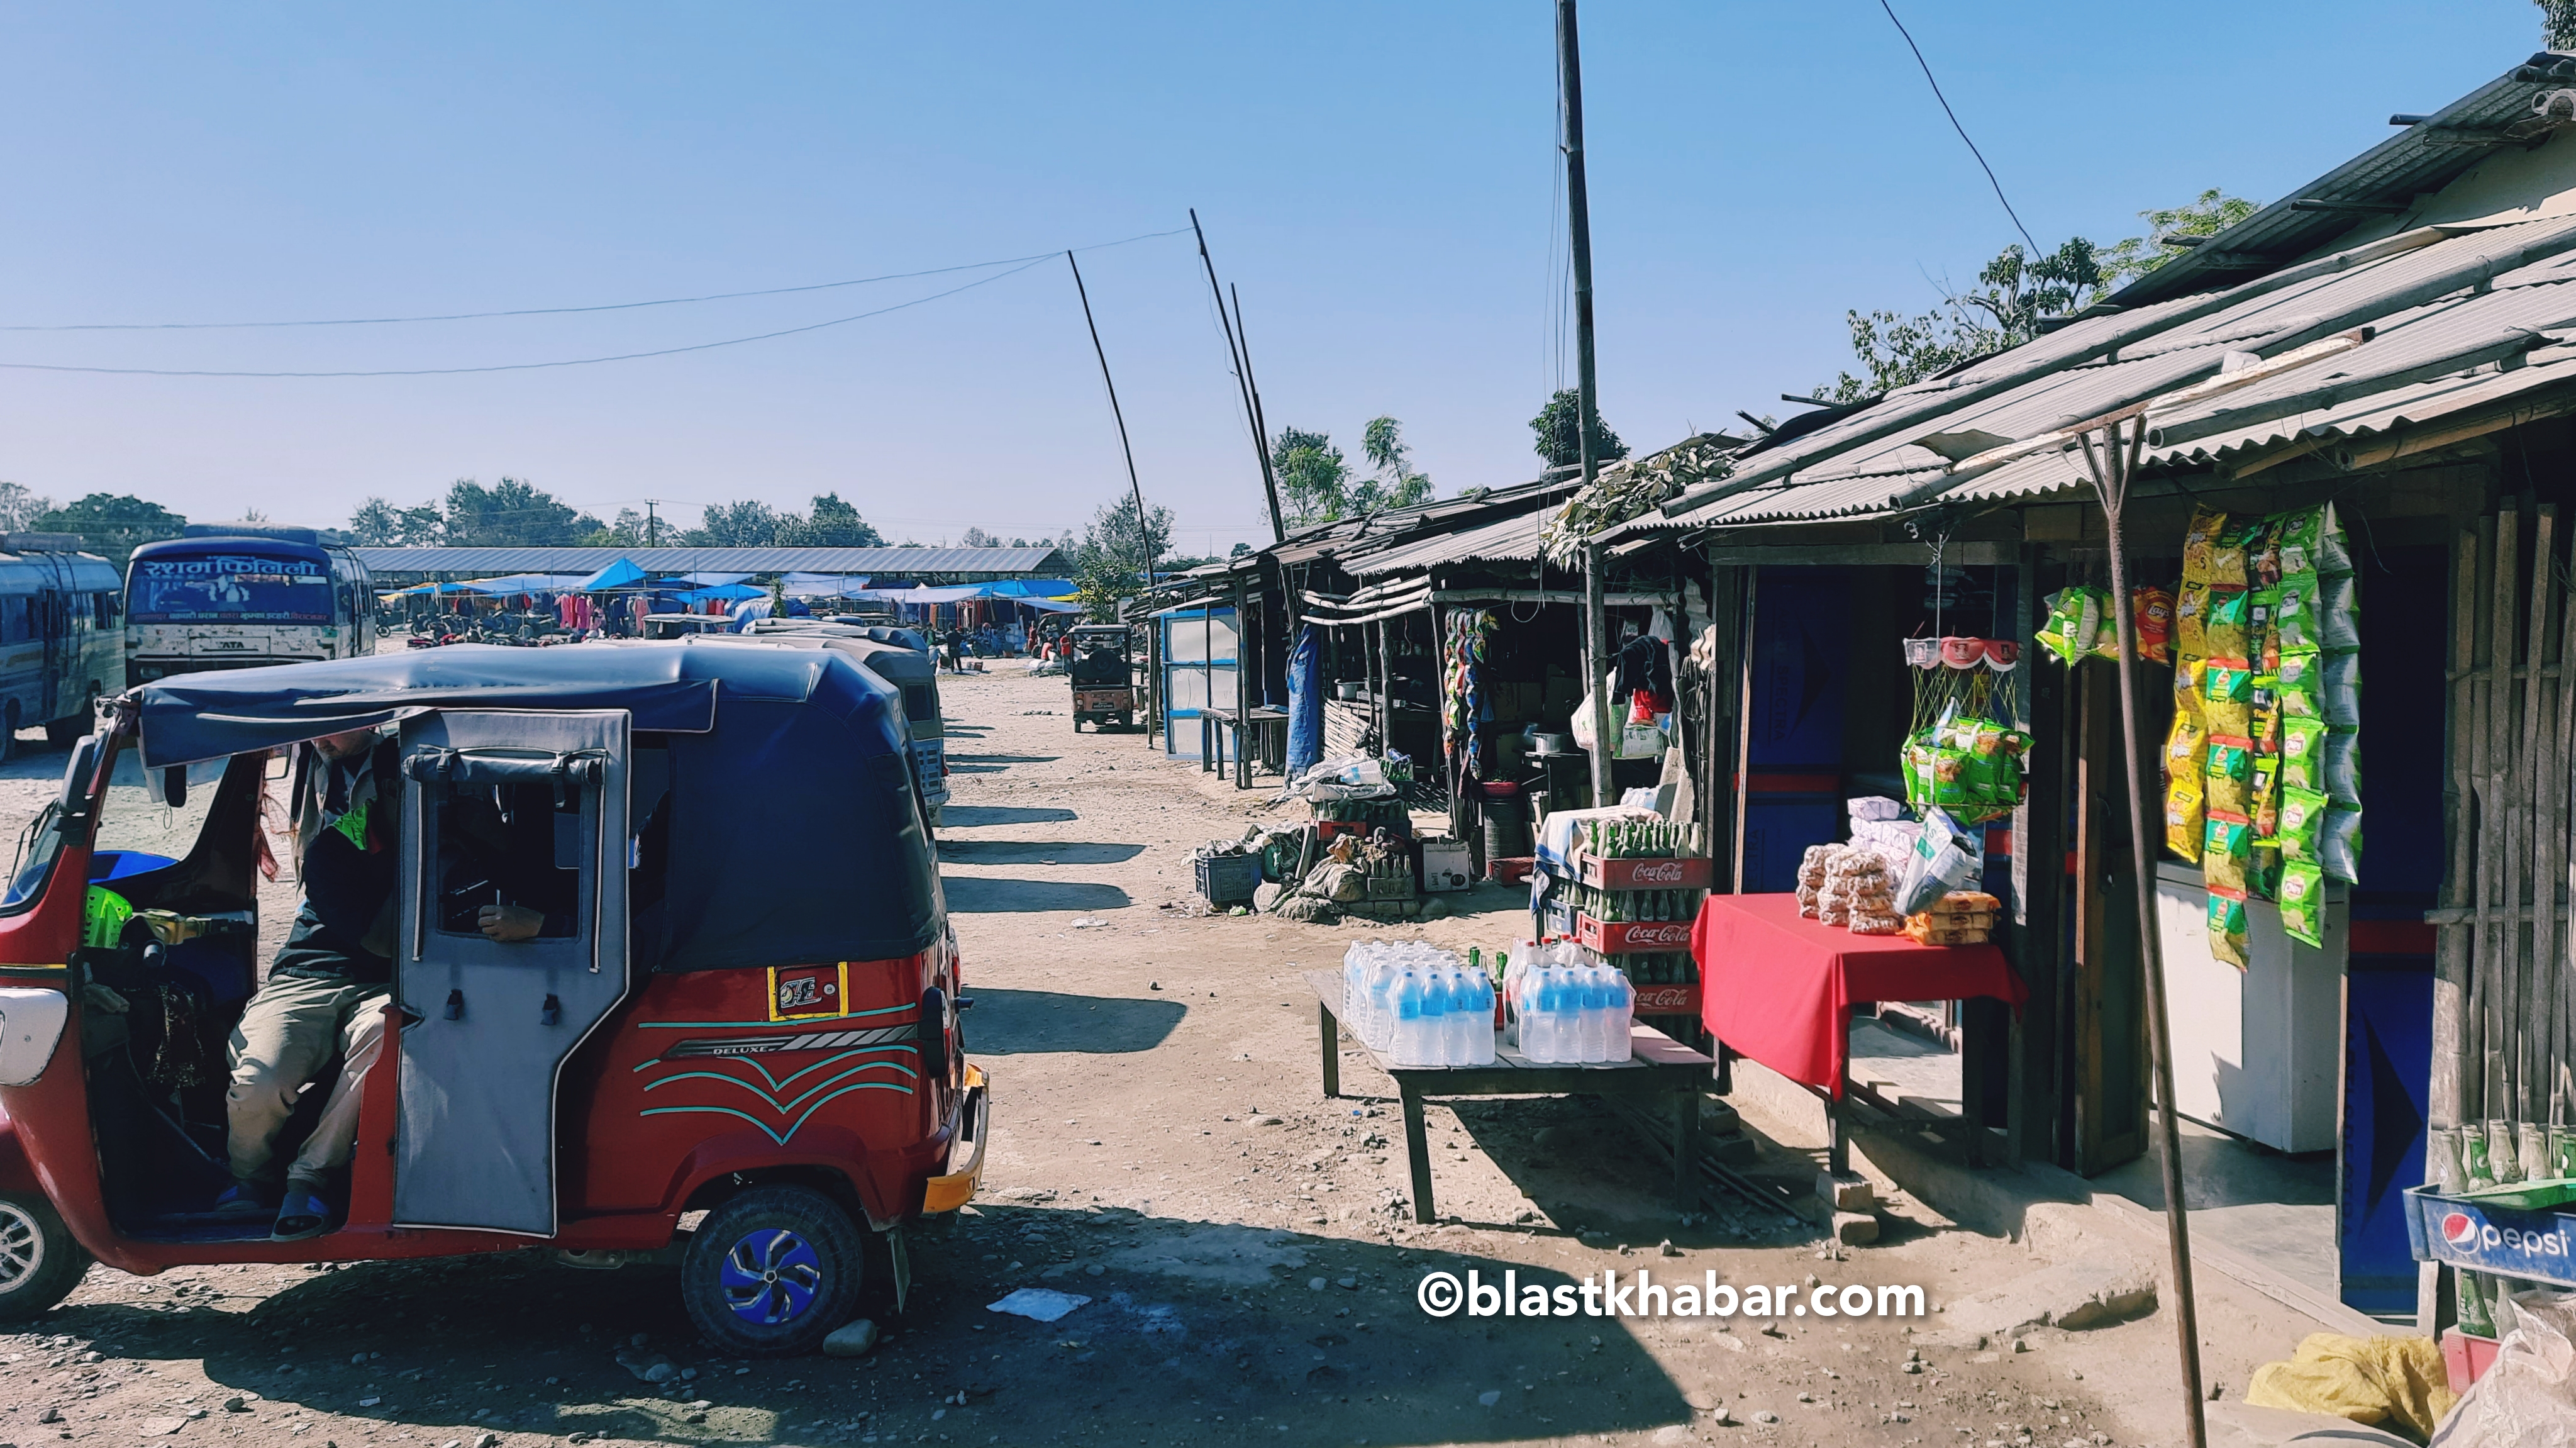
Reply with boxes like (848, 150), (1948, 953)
(33, 493), (186, 564)
(1819, 191), (2259, 403)
(2543, 0), (2576, 51)
(0, 482), (57, 533)
(1270, 426), (1350, 527)
(439, 478), (596, 547)
(2097, 189), (2263, 289)
(351, 496), (450, 547)
(682, 494), (884, 548)
(1356, 416), (1434, 513)
(1529, 389), (1628, 469)
(1071, 494), (1174, 618)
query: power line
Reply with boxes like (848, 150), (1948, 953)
(0, 257), (1056, 377)
(1872, 0), (2041, 257)
(0, 226), (1191, 333)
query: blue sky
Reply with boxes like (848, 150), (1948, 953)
(0, 2), (2541, 555)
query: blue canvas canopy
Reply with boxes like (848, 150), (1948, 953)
(981, 579), (1075, 598)
(679, 583), (765, 603)
(128, 642), (941, 971)
(575, 557), (648, 591)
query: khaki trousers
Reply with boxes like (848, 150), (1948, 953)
(224, 974), (389, 1188)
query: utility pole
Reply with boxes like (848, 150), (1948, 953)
(1560, 0), (1617, 809)
(642, 500), (662, 548)
(1067, 252), (1157, 593)
(1191, 209), (1286, 543)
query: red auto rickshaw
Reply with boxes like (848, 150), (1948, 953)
(0, 643), (985, 1354)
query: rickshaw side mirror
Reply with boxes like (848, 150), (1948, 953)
(144, 763), (186, 809)
(58, 737), (100, 821)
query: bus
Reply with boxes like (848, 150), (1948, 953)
(124, 524), (376, 685)
(0, 532), (125, 757)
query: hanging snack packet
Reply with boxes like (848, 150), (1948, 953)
(2176, 582), (2211, 659)
(1997, 730), (2031, 806)
(2278, 784), (2329, 863)
(2163, 713), (2207, 788)
(2165, 771), (2206, 862)
(2036, 588), (2102, 664)
(2249, 673), (2284, 756)
(2274, 647), (2324, 719)
(2270, 572), (2320, 657)
(2204, 736), (2254, 816)
(2204, 659), (2255, 738)
(2246, 515), (2279, 588)
(2210, 516), (2256, 588)
(2249, 753), (2282, 838)
(2279, 860), (2327, 949)
(2206, 887), (2251, 968)
(2321, 806), (2363, 883)
(2282, 716), (2328, 793)
(2204, 588), (2251, 660)
(2203, 811), (2253, 894)
(2248, 840), (2282, 902)
(2319, 571), (2360, 650)
(2182, 505), (2230, 584)
(1961, 721), (2004, 805)
(2174, 653), (2207, 725)
(2323, 651), (2362, 728)
(2324, 728), (2362, 806)
(2274, 506), (2323, 577)
(1931, 742), (1975, 809)
(2318, 501), (2355, 576)
(2248, 586), (2280, 672)
(2133, 586), (2174, 664)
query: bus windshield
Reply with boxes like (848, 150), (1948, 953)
(128, 549), (335, 624)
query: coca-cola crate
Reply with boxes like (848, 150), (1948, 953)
(1575, 913), (1695, 954)
(1572, 852), (1714, 891)
(1628, 981), (1701, 1015)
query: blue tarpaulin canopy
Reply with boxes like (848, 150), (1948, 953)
(382, 573), (591, 598)
(981, 578), (1076, 598)
(575, 557), (649, 591)
(679, 583), (765, 603)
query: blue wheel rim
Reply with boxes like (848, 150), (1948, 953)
(718, 1228), (824, 1325)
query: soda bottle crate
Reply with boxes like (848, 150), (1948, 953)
(1575, 913), (1694, 955)
(1629, 981), (1701, 1015)
(1570, 851), (1714, 891)
(2402, 1182), (2576, 1289)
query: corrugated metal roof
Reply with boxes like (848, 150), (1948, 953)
(1346, 505), (1553, 577)
(2108, 53), (2576, 309)
(1636, 210), (2576, 534)
(354, 545), (1067, 576)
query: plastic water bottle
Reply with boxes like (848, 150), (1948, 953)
(1529, 969), (1565, 1064)
(1467, 972), (1497, 1064)
(1587, 967), (1617, 1064)
(1365, 959), (1400, 1052)
(1391, 970), (1426, 1066)
(1421, 970), (1453, 1066)
(1607, 969), (1633, 1062)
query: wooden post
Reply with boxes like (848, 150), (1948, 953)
(1585, 543), (1616, 808)
(1235, 575), (1252, 789)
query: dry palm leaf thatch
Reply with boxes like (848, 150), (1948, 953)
(1538, 433), (1740, 563)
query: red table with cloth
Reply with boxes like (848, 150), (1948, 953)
(1692, 893), (2026, 1097)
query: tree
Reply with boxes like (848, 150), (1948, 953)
(1010, 537), (1030, 548)
(2097, 189), (2263, 289)
(578, 508), (652, 548)
(1356, 416), (1435, 513)
(959, 526), (999, 548)
(2545, 0), (2576, 49)
(347, 498), (402, 546)
(795, 493), (884, 547)
(443, 478), (587, 547)
(32, 493), (186, 564)
(688, 500), (794, 547)
(1230, 541), (1252, 557)
(0, 483), (53, 532)
(1270, 426), (1351, 526)
(1069, 494), (1174, 616)
(1529, 389), (1629, 469)
(1818, 237), (2107, 401)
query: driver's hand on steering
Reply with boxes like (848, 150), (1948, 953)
(478, 904), (545, 942)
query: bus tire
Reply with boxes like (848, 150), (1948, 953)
(0, 1193), (90, 1320)
(0, 703), (19, 764)
(679, 1185), (865, 1357)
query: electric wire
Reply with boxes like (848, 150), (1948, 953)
(0, 257), (1055, 377)
(1, 226), (1191, 333)
(1872, 0), (2041, 257)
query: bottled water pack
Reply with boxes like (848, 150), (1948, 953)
(1341, 939), (1497, 1067)
(1500, 937), (1633, 1065)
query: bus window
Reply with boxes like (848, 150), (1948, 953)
(1, 598), (30, 643)
(97, 593), (119, 627)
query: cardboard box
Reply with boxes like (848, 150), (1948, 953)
(1419, 838), (1475, 893)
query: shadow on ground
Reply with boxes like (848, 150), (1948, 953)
(938, 805), (1079, 828)
(964, 987), (1185, 1055)
(50, 1205), (1698, 1447)
(938, 840), (1144, 865)
(943, 878), (1130, 913)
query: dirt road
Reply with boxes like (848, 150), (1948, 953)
(0, 667), (2298, 1447)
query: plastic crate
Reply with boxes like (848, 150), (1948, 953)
(2441, 1327), (2499, 1395)
(1575, 913), (1696, 954)
(2401, 1183), (2576, 1288)
(1570, 852), (1714, 891)
(1194, 852), (1262, 906)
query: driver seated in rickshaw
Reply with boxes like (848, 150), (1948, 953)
(217, 725), (582, 1239)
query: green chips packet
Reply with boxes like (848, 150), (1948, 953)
(2279, 785), (2329, 863)
(2205, 736), (2254, 817)
(2204, 659), (2255, 738)
(2324, 652), (2362, 728)
(2279, 861), (2326, 949)
(2207, 888), (2250, 967)
(2274, 647), (2324, 719)
(2270, 572), (2321, 656)
(2282, 717), (2328, 793)
(2204, 811), (2253, 894)
(2205, 588), (2251, 660)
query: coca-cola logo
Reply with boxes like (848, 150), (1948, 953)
(1613, 923), (1692, 947)
(1633, 986), (1696, 1010)
(1622, 861), (1689, 884)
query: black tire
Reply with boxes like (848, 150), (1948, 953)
(0, 1193), (91, 1320)
(0, 703), (18, 766)
(679, 1184), (865, 1357)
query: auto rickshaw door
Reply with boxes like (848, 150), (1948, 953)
(392, 710), (630, 1235)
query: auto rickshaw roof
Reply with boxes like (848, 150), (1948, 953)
(131, 642), (894, 768)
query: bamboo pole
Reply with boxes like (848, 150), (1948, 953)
(2437, 528), (2481, 1131)
(2472, 513), (2504, 1139)
(2490, 504), (2522, 1140)
(2524, 508), (2562, 1128)
(2077, 417), (2207, 1448)
(2550, 542), (2576, 1132)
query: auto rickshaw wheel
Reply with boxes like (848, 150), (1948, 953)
(680, 1185), (865, 1357)
(0, 1193), (90, 1320)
